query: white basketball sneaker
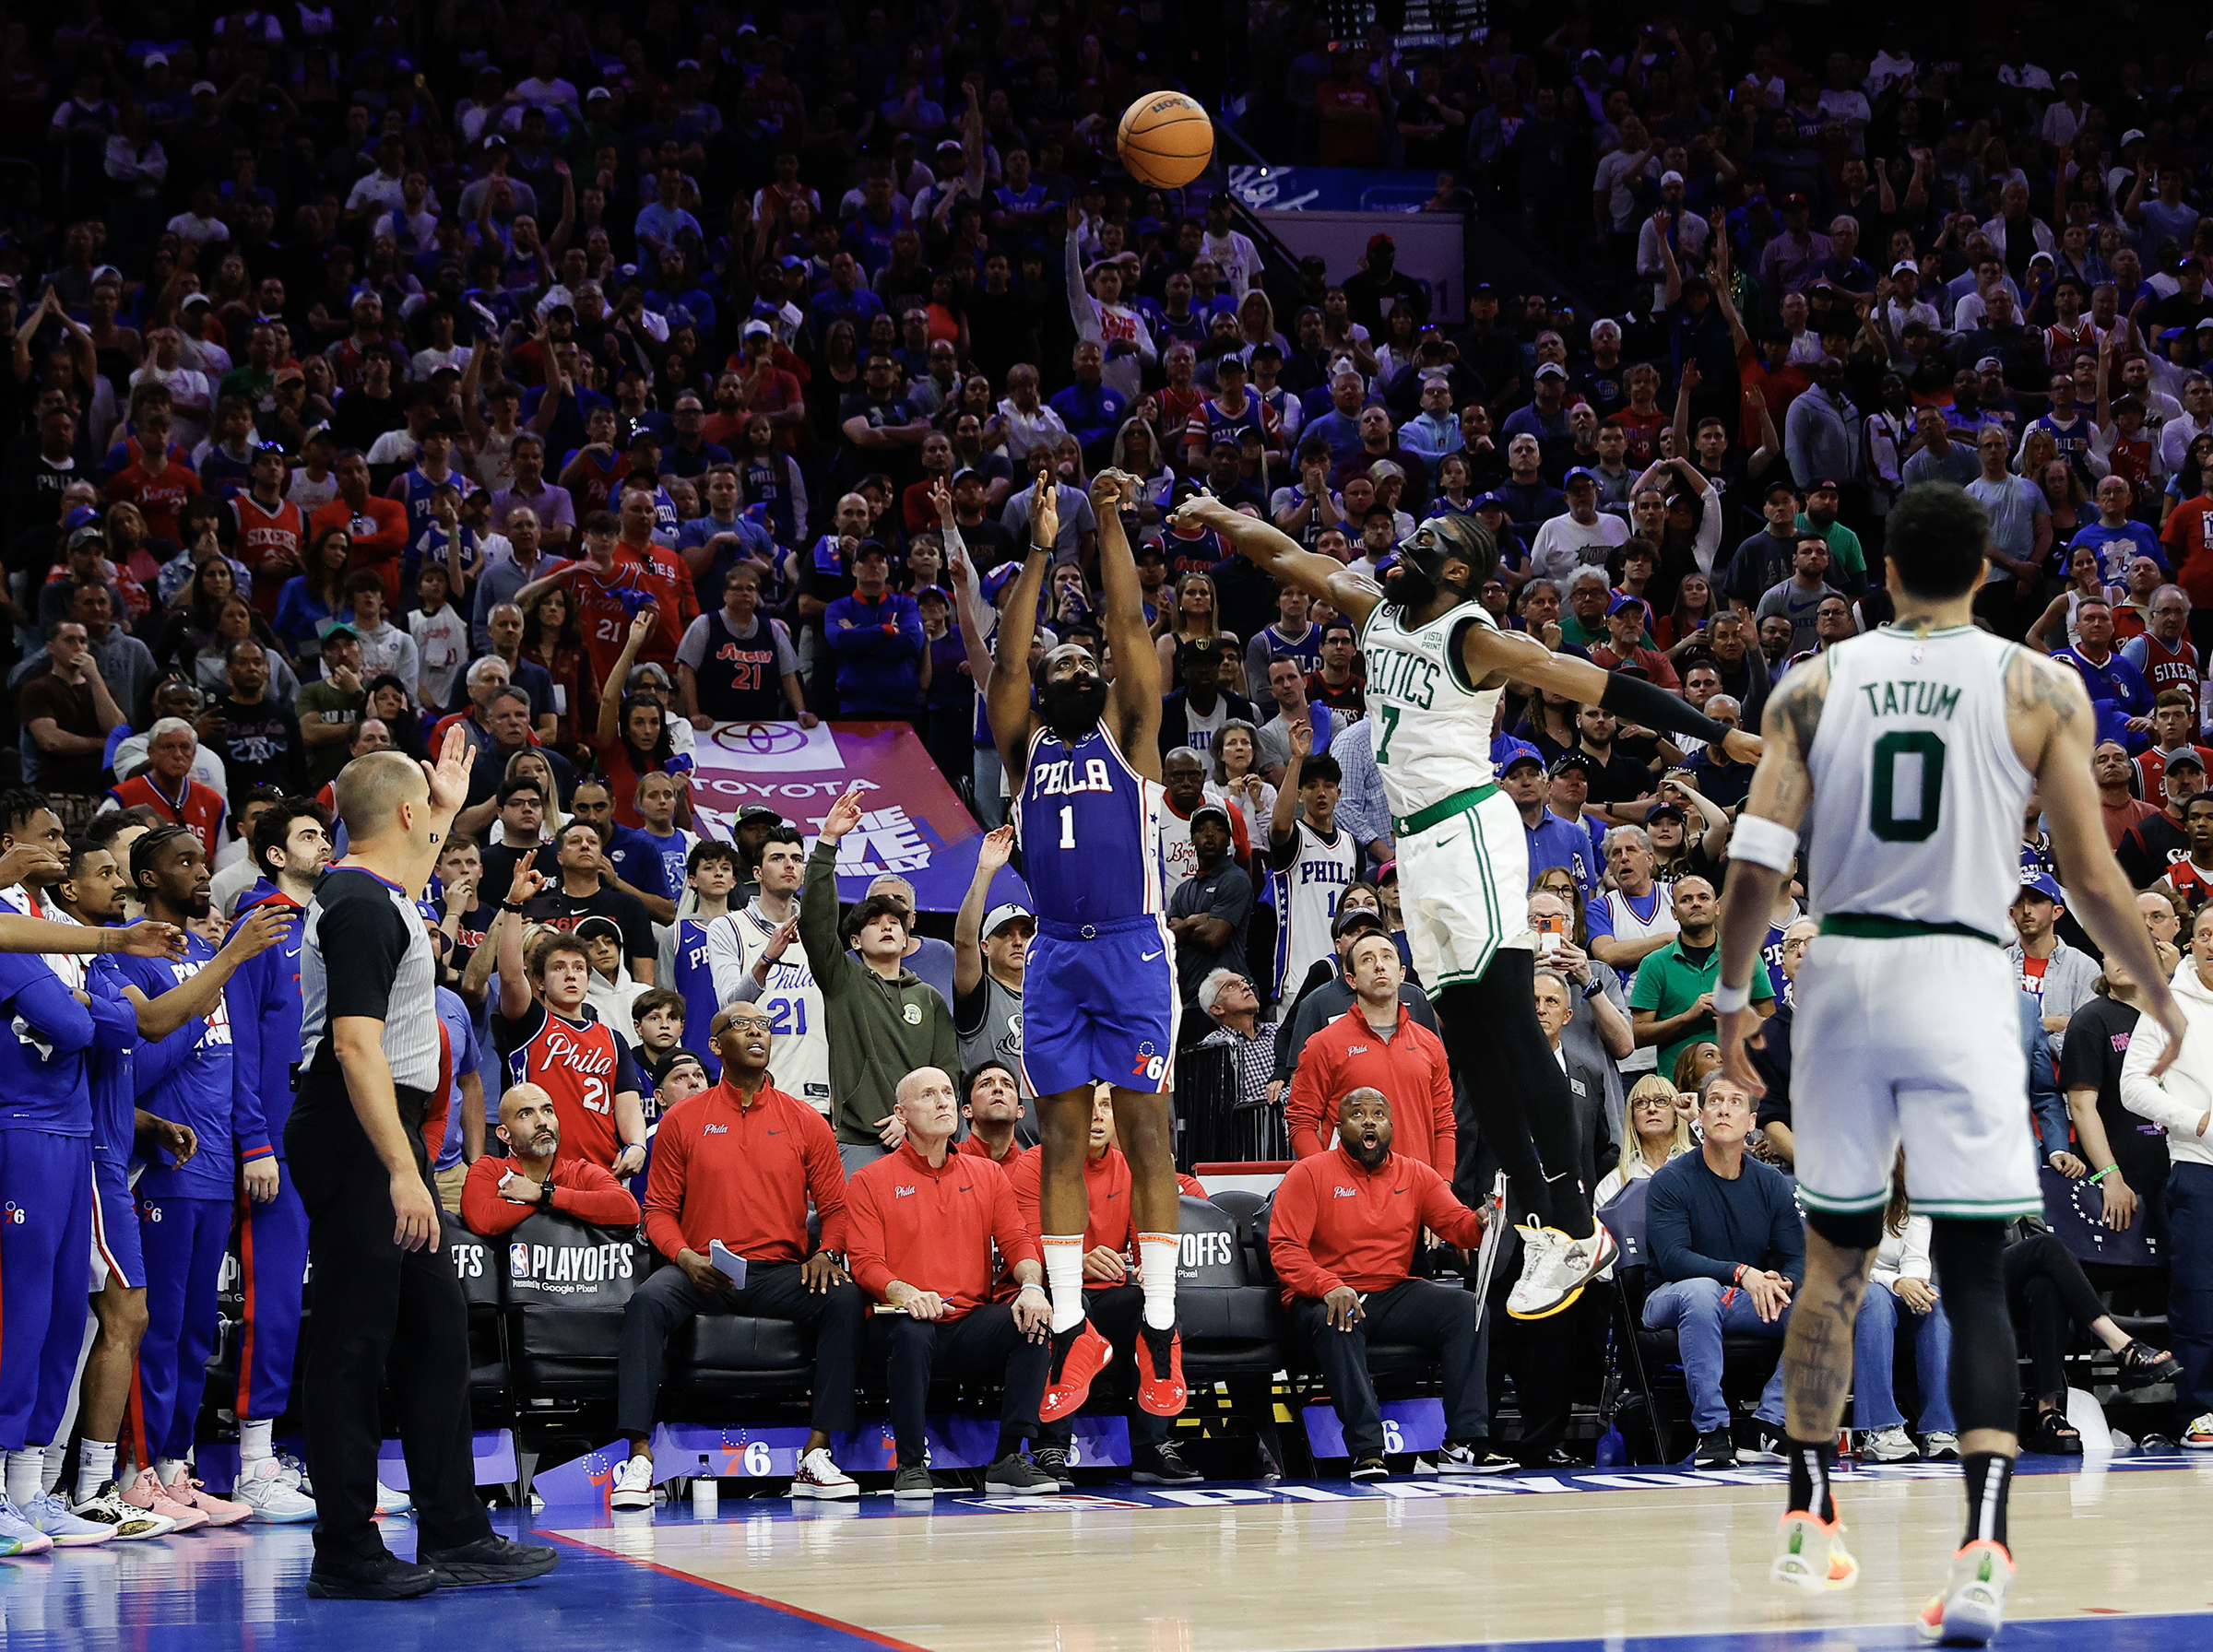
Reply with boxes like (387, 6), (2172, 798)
(232, 1457), (319, 1523)
(790, 1448), (858, 1500)
(1507, 1221), (1616, 1319)
(1919, 1541), (2014, 1645)
(608, 1455), (656, 1513)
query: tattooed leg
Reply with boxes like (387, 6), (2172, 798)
(1782, 1229), (1878, 1442)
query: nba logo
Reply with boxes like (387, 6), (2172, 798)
(508, 1242), (531, 1280)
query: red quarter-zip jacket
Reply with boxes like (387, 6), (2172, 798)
(846, 1139), (1038, 1319)
(1285, 1006), (1456, 1175)
(461, 1155), (641, 1235)
(643, 1076), (848, 1263)
(1006, 1144), (1132, 1291)
(1267, 1146), (1485, 1305)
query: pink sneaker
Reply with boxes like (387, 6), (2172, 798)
(165, 1476), (252, 1528)
(123, 1468), (208, 1532)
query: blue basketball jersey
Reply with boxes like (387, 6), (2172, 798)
(1018, 724), (1166, 927)
(672, 917), (723, 1081)
(397, 466), (447, 541)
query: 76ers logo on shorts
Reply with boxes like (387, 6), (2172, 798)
(3, 1201), (23, 1225)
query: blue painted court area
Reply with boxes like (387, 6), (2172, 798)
(0, 1457), (2205, 1652)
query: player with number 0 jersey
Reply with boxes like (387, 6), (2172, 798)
(982, 469), (1187, 1430)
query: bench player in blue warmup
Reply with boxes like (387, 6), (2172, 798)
(986, 469), (1186, 1422)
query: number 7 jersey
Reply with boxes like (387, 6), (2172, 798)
(1804, 625), (2034, 942)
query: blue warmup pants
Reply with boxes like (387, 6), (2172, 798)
(134, 1194), (230, 1465)
(233, 1162), (310, 1422)
(0, 1129), (92, 1451)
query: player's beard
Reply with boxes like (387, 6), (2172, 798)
(1039, 675), (1109, 738)
(185, 891), (212, 920)
(1381, 560), (1437, 608)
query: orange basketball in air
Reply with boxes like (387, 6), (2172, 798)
(1118, 92), (1214, 189)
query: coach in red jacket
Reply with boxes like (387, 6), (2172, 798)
(1285, 930), (1456, 1175)
(460, 1083), (642, 1235)
(611, 1004), (865, 1504)
(1269, 1088), (1497, 1480)
(847, 1066), (1061, 1497)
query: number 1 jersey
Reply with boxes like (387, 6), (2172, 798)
(1805, 625), (2033, 941)
(1017, 723), (1166, 927)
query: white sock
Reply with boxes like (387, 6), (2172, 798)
(239, 1419), (274, 1469)
(41, 1439), (68, 1494)
(1139, 1233), (1179, 1331)
(155, 1458), (186, 1487)
(6, 1449), (43, 1507)
(1042, 1235), (1088, 1334)
(76, 1440), (116, 1505)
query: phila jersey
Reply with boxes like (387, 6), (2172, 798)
(496, 1000), (642, 1171)
(1016, 722), (1166, 927)
(704, 902), (829, 1111)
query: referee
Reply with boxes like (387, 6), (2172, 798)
(288, 728), (557, 1599)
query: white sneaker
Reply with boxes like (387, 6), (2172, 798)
(0, 1499), (54, 1556)
(608, 1455), (657, 1512)
(1923, 1432), (1960, 1461)
(1506, 1221), (1616, 1319)
(70, 1481), (175, 1540)
(1919, 1541), (2014, 1645)
(232, 1457), (318, 1523)
(2182, 1412), (2213, 1449)
(1858, 1425), (1920, 1463)
(373, 1481), (412, 1517)
(23, 1492), (115, 1546)
(789, 1447), (859, 1500)
(276, 1453), (314, 1493)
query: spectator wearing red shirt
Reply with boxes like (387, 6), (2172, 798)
(610, 482), (701, 665)
(1590, 593), (1684, 690)
(1313, 51), (1384, 168)
(1286, 929), (1457, 1175)
(1007, 1087), (1198, 1485)
(106, 718), (228, 862)
(608, 1005), (864, 1507)
(307, 452), (410, 606)
(846, 1066), (1062, 1497)
(459, 1082), (642, 1235)
(1267, 1089), (1495, 1479)
(2131, 690), (2213, 800)
(107, 409), (203, 545)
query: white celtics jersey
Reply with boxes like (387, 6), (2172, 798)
(702, 902), (830, 1112)
(1359, 597), (1506, 815)
(1805, 626), (2033, 941)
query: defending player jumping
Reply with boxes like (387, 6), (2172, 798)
(1173, 497), (1763, 1317)
(987, 469), (1186, 1421)
(1713, 482), (2187, 1645)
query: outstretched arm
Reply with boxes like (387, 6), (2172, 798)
(1465, 624), (1765, 761)
(1714, 658), (1825, 1093)
(1169, 494), (1380, 626)
(1093, 470), (1162, 773)
(987, 476), (1057, 777)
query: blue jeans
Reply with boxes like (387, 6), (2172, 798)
(2168, 1161), (2213, 1416)
(1853, 1278), (1956, 1433)
(1641, 1276), (1790, 1434)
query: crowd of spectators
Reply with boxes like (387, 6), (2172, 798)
(3, 2), (2212, 1515)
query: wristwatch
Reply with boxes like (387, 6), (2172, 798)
(537, 1178), (556, 1208)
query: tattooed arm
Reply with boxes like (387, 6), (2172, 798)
(1715, 657), (1828, 1095)
(2019, 647), (2189, 1074)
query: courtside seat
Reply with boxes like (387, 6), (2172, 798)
(1254, 1196), (1443, 1380)
(1613, 1264), (1784, 1461)
(657, 1213), (825, 1410)
(503, 1210), (646, 1404)
(442, 1216), (515, 1422)
(1176, 1194), (1284, 1377)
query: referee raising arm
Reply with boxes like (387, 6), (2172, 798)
(288, 727), (558, 1599)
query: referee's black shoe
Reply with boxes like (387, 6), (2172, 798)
(421, 1534), (561, 1587)
(305, 1551), (441, 1599)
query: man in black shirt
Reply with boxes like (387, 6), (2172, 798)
(525, 817), (657, 983)
(1724, 481), (1806, 613)
(1568, 704), (1655, 820)
(207, 640), (303, 795)
(1166, 804), (1252, 1006)
(2118, 751), (2201, 888)
(948, 467), (1018, 572)
(290, 732), (556, 1599)
(2057, 958), (2174, 1240)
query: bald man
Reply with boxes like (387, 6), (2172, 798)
(290, 734), (558, 1598)
(459, 1084), (642, 1235)
(845, 1068), (1062, 1498)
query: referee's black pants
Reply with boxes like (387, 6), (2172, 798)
(288, 1103), (492, 1564)
(617, 1262), (865, 1440)
(868, 1304), (1049, 1468)
(1292, 1280), (1485, 1458)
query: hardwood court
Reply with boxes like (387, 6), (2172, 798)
(562, 1458), (2213, 1652)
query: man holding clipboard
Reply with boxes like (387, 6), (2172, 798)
(609, 1005), (864, 1510)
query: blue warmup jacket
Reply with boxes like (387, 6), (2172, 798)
(0, 951), (101, 1134)
(226, 881), (306, 1164)
(98, 938), (236, 1199)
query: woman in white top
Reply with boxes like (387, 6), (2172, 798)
(2025, 542), (2122, 653)
(1592, 1077), (1693, 1210)
(1852, 1177), (1957, 1461)
(1210, 719), (1276, 843)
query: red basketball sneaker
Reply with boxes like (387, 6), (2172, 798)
(1040, 1320), (1113, 1422)
(1135, 1323), (1187, 1417)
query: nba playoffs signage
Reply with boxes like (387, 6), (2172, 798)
(690, 719), (1030, 914)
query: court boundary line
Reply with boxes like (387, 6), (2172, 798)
(542, 1529), (934, 1652)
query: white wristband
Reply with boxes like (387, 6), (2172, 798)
(1015, 1281), (1046, 1298)
(1713, 980), (1753, 1016)
(1729, 812), (1800, 874)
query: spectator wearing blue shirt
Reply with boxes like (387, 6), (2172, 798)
(1500, 362), (1578, 471)
(2066, 477), (2169, 581)
(807, 253), (886, 343)
(1642, 1073), (1810, 1466)
(1497, 436), (1569, 529)
(2052, 597), (2156, 750)
(823, 544), (925, 717)
(634, 166), (704, 257)
(1500, 744), (1599, 901)
(1300, 372), (1373, 466)
(1047, 341), (1129, 470)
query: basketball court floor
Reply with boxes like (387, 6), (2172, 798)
(5, 1452), (2209, 1652)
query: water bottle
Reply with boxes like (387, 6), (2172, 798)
(692, 1455), (717, 1517)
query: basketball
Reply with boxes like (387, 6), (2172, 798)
(1118, 91), (1214, 189)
